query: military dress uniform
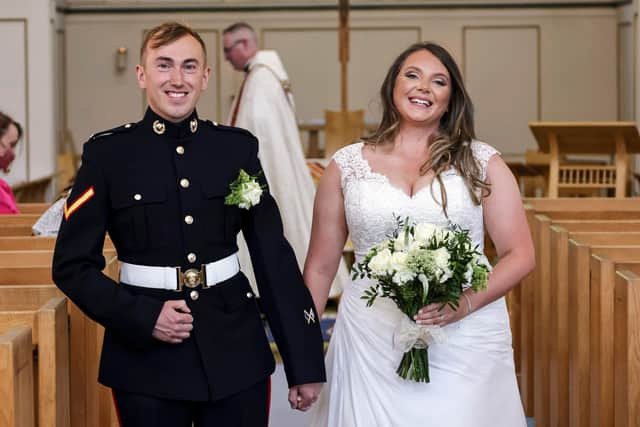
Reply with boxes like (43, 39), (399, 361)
(52, 108), (326, 425)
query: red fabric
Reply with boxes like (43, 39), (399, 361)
(229, 75), (248, 127)
(0, 179), (19, 214)
(267, 376), (272, 421)
(111, 390), (123, 427)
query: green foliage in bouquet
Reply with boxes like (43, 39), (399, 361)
(352, 216), (490, 382)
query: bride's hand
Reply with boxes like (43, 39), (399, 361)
(414, 299), (470, 327)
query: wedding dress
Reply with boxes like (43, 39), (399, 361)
(308, 141), (526, 427)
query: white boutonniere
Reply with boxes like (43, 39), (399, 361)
(224, 169), (266, 210)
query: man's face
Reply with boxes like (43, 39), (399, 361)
(223, 32), (249, 71)
(137, 35), (211, 123)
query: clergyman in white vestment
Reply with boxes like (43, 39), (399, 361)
(223, 22), (348, 298)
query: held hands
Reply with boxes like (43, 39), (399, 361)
(288, 382), (322, 411)
(152, 300), (194, 344)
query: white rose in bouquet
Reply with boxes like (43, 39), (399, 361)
(414, 223), (438, 243)
(390, 252), (415, 284)
(432, 247), (453, 282)
(368, 248), (393, 276)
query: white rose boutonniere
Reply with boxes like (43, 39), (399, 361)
(224, 169), (266, 210)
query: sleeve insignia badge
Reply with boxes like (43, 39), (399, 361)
(304, 308), (316, 325)
(63, 186), (95, 220)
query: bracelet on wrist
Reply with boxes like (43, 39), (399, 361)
(462, 293), (473, 315)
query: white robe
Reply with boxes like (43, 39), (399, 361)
(227, 50), (347, 298)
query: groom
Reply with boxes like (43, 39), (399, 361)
(52, 21), (324, 426)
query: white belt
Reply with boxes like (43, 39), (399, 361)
(119, 253), (240, 291)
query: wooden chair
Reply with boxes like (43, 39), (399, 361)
(324, 109), (364, 158)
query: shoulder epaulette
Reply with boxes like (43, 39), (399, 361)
(205, 120), (256, 139)
(88, 122), (138, 142)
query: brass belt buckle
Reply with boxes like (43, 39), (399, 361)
(177, 265), (207, 291)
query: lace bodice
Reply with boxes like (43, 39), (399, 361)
(333, 141), (499, 260)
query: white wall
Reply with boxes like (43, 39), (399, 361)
(63, 6), (621, 157)
(0, 0), (56, 188)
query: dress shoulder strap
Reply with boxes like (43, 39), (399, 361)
(470, 140), (500, 181)
(332, 142), (367, 189)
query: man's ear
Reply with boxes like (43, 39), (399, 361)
(201, 66), (212, 91)
(136, 64), (146, 89)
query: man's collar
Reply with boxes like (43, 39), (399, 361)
(143, 108), (200, 138)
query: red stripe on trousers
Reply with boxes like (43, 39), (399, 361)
(111, 390), (124, 427)
(267, 376), (272, 422)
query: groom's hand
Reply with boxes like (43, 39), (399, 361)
(152, 300), (193, 344)
(288, 382), (322, 411)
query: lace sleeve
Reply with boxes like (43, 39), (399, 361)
(471, 141), (500, 181)
(332, 142), (364, 190)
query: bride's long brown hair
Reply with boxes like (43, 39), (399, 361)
(362, 42), (491, 215)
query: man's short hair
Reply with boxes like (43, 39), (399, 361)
(222, 22), (255, 36)
(140, 22), (207, 63)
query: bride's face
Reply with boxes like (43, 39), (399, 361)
(393, 50), (451, 129)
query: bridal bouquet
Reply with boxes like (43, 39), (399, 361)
(353, 217), (490, 382)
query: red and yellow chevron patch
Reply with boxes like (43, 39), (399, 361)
(64, 186), (95, 220)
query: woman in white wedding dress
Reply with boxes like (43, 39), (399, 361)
(303, 42), (534, 426)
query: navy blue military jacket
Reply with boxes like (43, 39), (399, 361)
(52, 108), (326, 401)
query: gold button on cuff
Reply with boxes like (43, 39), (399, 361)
(246, 292), (253, 299)
(180, 178), (190, 188)
(190, 290), (199, 301)
(184, 215), (194, 225)
(133, 194), (142, 201)
(124, 123), (132, 129)
(176, 146), (185, 155)
(187, 253), (197, 263)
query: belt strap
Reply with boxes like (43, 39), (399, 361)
(119, 253), (240, 291)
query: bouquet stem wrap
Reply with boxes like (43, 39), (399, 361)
(392, 315), (447, 382)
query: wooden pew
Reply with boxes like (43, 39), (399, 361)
(0, 250), (118, 427)
(0, 214), (40, 237)
(547, 228), (640, 427)
(0, 236), (113, 251)
(567, 242), (640, 427)
(520, 198), (640, 419)
(613, 269), (640, 427)
(17, 203), (50, 215)
(589, 258), (640, 427)
(0, 325), (35, 427)
(0, 250), (57, 267)
(0, 297), (70, 427)
(530, 217), (640, 427)
(519, 218), (640, 418)
(0, 285), (63, 310)
(0, 236), (57, 251)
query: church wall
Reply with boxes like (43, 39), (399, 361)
(50, 3), (630, 160)
(0, 0), (57, 188)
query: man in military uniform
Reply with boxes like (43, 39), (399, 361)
(52, 22), (325, 426)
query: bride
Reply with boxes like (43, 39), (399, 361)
(304, 42), (534, 426)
